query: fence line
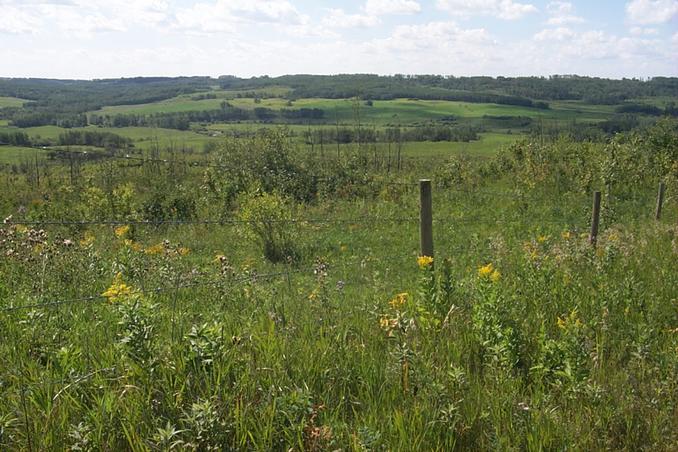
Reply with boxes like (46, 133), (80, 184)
(0, 267), (306, 313)
(0, 244), (483, 314)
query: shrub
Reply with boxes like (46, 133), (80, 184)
(238, 191), (298, 263)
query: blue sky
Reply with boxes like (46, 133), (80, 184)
(0, 0), (676, 79)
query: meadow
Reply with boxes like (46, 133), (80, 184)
(0, 116), (677, 450)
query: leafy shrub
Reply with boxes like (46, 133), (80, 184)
(238, 191), (298, 263)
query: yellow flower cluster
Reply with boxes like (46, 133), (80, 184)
(417, 255), (434, 269)
(124, 240), (143, 252)
(389, 292), (408, 310)
(101, 272), (136, 302)
(114, 225), (130, 238)
(478, 263), (501, 282)
(79, 231), (95, 248)
(557, 309), (583, 330)
(379, 315), (398, 331)
(145, 243), (164, 255)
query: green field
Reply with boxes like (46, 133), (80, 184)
(0, 146), (44, 164)
(1, 119), (677, 449)
(94, 87), (292, 116)
(0, 96), (26, 108)
(93, 95), (611, 126)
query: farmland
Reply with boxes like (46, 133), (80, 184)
(0, 75), (677, 450)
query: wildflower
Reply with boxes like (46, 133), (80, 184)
(145, 243), (164, 255)
(80, 231), (95, 248)
(490, 269), (501, 283)
(178, 247), (190, 256)
(417, 255), (434, 269)
(101, 272), (136, 302)
(389, 292), (408, 310)
(557, 316), (566, 329)
(379, 316), (398, 331)
(213, 254), (226, 263)
(114, 225), (130, 238)
(561, 230), (572, 240)
(124, 240), (143, 252)
(557, 309), (583, 330)
(340, 245), (347, 252)
(478, 263), (494, 278)
(308, 288), (320, 302)
(537, 235), (549, 244)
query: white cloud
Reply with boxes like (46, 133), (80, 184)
(322, 8), (380, 28)
(436, 0), (538, 20)
(174, 0), (304, 33)
(0, 4), (42, 33)
(0, 0), (170, 36)
(534, 26), (575, 41)
(545, 1), (584, 25)
(369, 21), (494, 54)
(626, 0), (678, 25)
(533, 26), (667, 63)
(630, 26), (659, 35)
(364, 0), (421, 16)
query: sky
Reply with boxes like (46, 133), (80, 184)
(0, 0), (676, 79)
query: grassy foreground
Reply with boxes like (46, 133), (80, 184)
(0, 125), (677, 450)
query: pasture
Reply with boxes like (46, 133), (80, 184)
(0, 118), (677, 449)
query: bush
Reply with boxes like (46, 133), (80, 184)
(238, 191), (298, 263)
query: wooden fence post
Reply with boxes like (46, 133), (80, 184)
(589, 191), (601, 247)
(655, 182), (665, 220)
(419, 179), (434, 258)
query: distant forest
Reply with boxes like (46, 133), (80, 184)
(0, 74), (676, 129)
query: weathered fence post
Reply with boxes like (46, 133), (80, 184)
(589, 191), (601, 247)
(419, 179), (434, 258)
(655, 182), (665, 220)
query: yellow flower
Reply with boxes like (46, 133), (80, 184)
(490, 269), (501, 283)
(389, 292), (408, 310)
(114, 225), (130, 238)
(178, 247), (190, 256)
(561, 230), (572, 241)
(80, 231), (95, 247)
(478, 263), (494, 278)
(101, 272), (136, 302)
(537, 235), (549, 244)
(379, 316), (398, 331)
(213, 254), (226, 263)
(340, 245), (348, 252)
(15, 225), (28, 234)
(557, 309), (583, 330)
(145, 243), (164, 255)
(417, 255), (434, 269)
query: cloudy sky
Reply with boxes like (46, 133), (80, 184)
(1, 0), (676, 79)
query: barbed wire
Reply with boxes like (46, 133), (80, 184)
(0, 216), (424, 227)
(0, 267), (304, 313)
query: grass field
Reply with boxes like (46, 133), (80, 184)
(92, 95), (611, 126)
(0, 96), (26, 108)
(0, 118), (677, 449)
(0, 146), (44, 164)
